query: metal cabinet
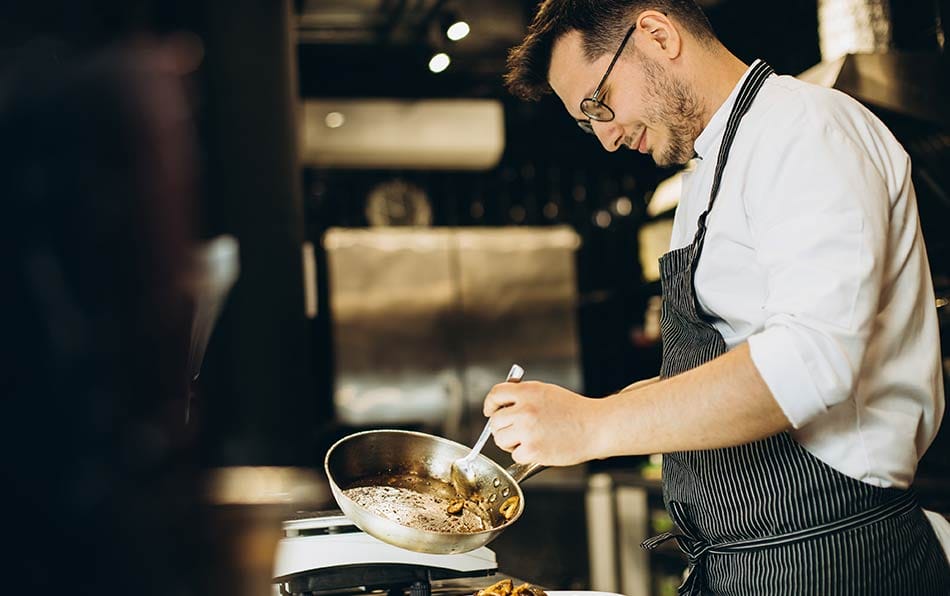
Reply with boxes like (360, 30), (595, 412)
(324, 226), (582, 447)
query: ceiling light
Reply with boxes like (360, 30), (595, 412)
(324, 111), (345, 128)
(446, 21), (470, 41)
(612, 196), (633, 216)
(428, 52), (451, 73)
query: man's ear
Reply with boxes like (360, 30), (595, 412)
(637, 11), (682, 59)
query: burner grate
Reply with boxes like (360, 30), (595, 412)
(275, 563), (500, 596)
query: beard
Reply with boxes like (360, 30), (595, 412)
(636, 54), (705, 167)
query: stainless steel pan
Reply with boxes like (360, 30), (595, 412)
(324, 429), (545, 554)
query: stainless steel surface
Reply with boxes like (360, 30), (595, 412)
(799, 52), (950, 128)
(301, 99), (505, 170)
(325, 429), (546, 554)
(325, 227), (582, 446)
(585, 473), (652, 596)
(451, 364), (524, 499)
(804, 0), (949, 128)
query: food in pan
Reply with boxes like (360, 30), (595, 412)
(343, 472), (501, 533)
(446, 492), (486, 514)
(449, 491), (518, 524)
(499, 495), (520, 520)
(475, 578), (547, 596)
(342, 472), (522, 533)
(446, 498), (466, 515)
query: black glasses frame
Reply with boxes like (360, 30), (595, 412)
(577, 24), (636, 134)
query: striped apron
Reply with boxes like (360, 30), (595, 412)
(642, 61), (950, 595)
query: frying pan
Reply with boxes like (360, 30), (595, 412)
(324, 429), (545, 554)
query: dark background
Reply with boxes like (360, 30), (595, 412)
(223, 0), (826, 466)
(4, 0), (948, 474)
(2, 2), (948, 591)
(2, 0), (775, 464)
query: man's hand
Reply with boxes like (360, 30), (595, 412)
(483, 380), (605, 466)
(480, 343), (792, 466)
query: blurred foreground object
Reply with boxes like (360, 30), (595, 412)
(204, 466), (330, 596)
(185, 234), (240, 424)
(0, 36), (207, 595)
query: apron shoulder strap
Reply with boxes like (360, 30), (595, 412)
(690, 61), (775, 252)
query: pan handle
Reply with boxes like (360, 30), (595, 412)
(506, 461), (547, 483)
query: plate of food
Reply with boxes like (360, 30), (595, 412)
(474, 579), (623, 596)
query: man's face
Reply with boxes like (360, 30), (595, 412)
(549, 29), (703, 167)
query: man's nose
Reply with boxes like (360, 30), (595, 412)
(592, 120), (624, 152)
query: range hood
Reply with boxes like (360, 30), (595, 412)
(797, 1), (950, 285)
(300, 98), (505, 170)
(797, 46), (950, 284)
(798, 51), (950, 128)
(800, 0), (949, 127)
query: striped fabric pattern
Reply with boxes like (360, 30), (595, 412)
(651, 60), (950, 594)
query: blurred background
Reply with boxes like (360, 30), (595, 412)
(1, 1), (948, 595)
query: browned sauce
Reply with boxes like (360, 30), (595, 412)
(343, 483), (493, 533)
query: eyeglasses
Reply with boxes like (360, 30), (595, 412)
(577, 25), (636, 135)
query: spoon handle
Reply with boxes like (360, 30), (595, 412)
(505, 363), (525, 384)
(467, 420), (494, 463)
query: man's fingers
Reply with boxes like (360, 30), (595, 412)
(483, 383), (519, 417)
(510, 444), (534, 464)
(492, 424), (520, 452)
(490, 407), (514, 432)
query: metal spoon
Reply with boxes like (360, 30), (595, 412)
(450, 363), (525, 498)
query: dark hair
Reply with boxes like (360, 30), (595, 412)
(505, 0), (717, 101)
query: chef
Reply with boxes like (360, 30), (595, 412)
(483, 1), (950, 594)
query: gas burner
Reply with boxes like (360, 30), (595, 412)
(274, 512), (499, 596)
(276, 562), (491, 596)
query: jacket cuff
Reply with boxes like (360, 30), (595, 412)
(747, 328), (828, 429)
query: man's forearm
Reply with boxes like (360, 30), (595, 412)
(615, 375), (661, 394)
(591, 343), (791, 458)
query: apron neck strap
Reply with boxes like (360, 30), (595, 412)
(690, 61), (775, 255)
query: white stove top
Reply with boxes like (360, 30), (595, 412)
(273, 512), (498, 595)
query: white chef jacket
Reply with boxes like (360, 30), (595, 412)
(669, 62), (945, 491)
